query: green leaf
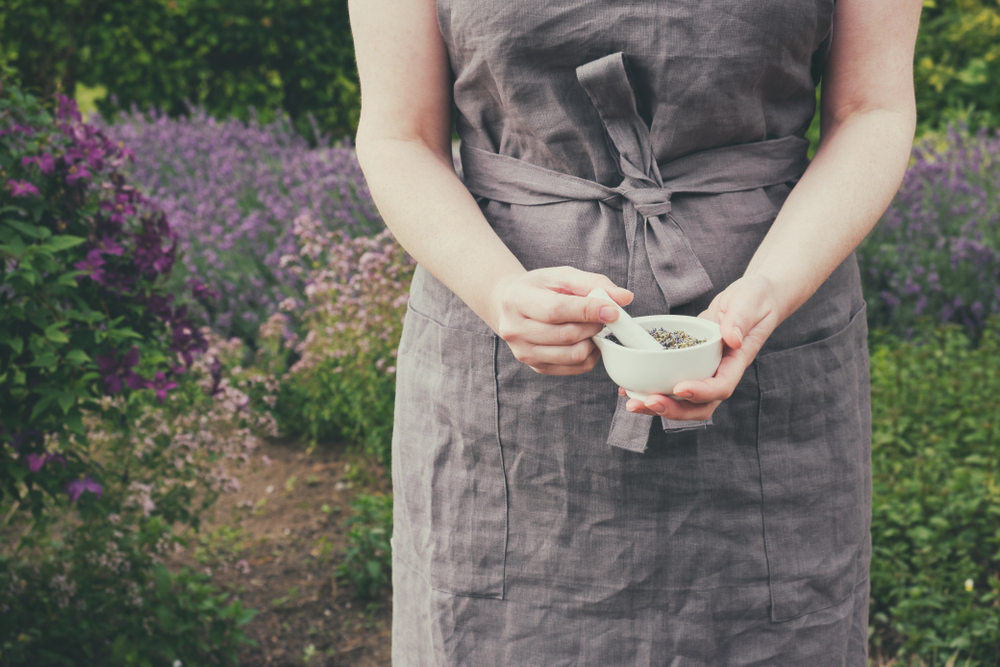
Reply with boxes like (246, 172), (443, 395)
(29, 393), (57, 421)
(155, 563), (172, 597)
(55, 271), (80, 288)
(1, 219), (45, 239)
(57, 393), (75, 414)
(3, 336), (23, 355)
(10, 466), (27, 484)
(0, 236), (27, 257)
(65, 349), (91, 365)
(65, 410), (85, 435)
(44, 324), (69, 344)
(42, 235), (86, 253)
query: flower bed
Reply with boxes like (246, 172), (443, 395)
(99, 107), (382, 343)
(859, 126), (1000, 338)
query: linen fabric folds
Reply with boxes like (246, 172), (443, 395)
(391, 1), (873, 665)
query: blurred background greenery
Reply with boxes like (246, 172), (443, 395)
(3, 0), (999, 141)
(0, 0), (359, 139)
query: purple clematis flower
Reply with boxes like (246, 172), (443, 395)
(186, 279), (221, 302)
(56, 95), (82, 123)
(65, 163), (91, 186)
(21, 153), (56, 175)
(95, 345), (146, 395)
(27, 453), (67, 473)
(7, 179), (40, 198)
(8, 429), (42, 452)
(66, 476), (102, 502)
(74, 249), (106, 282)
(93, 235), (124, 257)
(146, 371), (179, 404)
(100, 194), (137, 225)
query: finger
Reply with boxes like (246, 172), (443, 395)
(510, 320), (607, 347)
(626, 395), (720, 421)
(541, 266), (634, 305)
(671, 351), (752, 403)
(517, 338), (598, 368)
(518, 290), (623, 326)
(528, 345), (602, 376)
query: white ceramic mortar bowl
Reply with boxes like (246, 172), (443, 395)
(592, 314), (723, 400)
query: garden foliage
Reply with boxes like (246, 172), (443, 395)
(0, 74), (273, 665)
(0, 334), (274, 665)
(914, 0), (1000, 133)
(859, 126), (1000, 339)
(868, 322), (1000, 665)
(257, 214), (414, 465)
(0, 0), (359, 139)
(0, 73), (206, 518)
(99, 106), (381, 344)
(337, 493), (393, 600)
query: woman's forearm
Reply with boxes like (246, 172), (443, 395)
(744, 107), (915, 323)
(355, 135), (526, 332)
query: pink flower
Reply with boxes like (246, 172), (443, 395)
(21, 153), (56, 175)
(27, 453), (67, 473)
(7, 180), (40, 198)
(66, 476), (102, 502)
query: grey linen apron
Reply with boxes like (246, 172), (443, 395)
(391, 1), (873, 664)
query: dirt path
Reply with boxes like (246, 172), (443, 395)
(167, 436), (392, 666)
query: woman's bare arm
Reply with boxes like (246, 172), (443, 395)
(629, 0), (923, 420)
(349, 0), (631, 376)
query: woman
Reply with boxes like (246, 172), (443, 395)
(349, 0), (921, 664)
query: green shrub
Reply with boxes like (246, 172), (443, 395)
(868, 321), (1000, 664)
(0, 71), (206, 520)
(0, 334), (274, 665)
(1, 0), (359, 139)
(257, 215), (414, 465)
(915, 0), (1000, 133)
(337, 493), (392, 600)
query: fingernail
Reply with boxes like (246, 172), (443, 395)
(644, 400), (665, 415)
(674, 391), (693, 400)
(732, 326), (744, 344)
(600, 306), (618, 322)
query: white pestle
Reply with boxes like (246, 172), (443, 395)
(588, 288), (665, 351)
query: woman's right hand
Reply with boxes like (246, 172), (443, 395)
(491, 267), (633, 376)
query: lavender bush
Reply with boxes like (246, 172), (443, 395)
(98, 107), (382, 343)
(859, 126), (1000, 338)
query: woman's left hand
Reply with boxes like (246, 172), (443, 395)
(623, 274), (784, 421)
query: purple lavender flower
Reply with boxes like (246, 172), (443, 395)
(859, 125), (1000, 336)
(98, 106), (383, 342)
(66, 476), (102, 502)
(7, 179), (40, 198)
(95, 345), (146, 395)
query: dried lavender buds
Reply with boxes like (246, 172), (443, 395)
(605, 328), (706, 350)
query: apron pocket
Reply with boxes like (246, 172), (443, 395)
(755, 304), (870, 622)
(391, 304), (507, 599)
